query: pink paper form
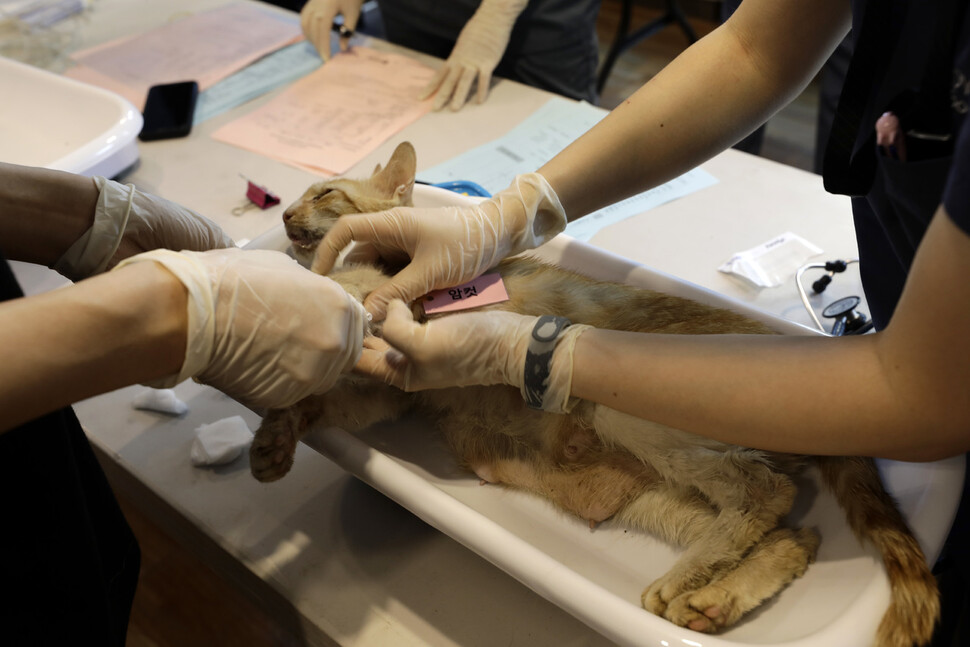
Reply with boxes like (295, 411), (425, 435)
(210, 47), (436, 176)
(67, 2), (303, 109)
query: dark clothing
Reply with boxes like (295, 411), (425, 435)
(375, 0), (602, 104)
(822, 2), (970, 645)
(0, 254), (140, 646)
(825, 0), (969, 327)
(814, 36), (854, 174)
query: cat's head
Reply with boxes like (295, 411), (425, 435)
(283, 141), (417, 266)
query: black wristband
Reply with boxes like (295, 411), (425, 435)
(522, 315), (572, 410)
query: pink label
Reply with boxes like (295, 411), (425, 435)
(422, 273), (510, 314)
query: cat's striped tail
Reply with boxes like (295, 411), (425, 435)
(816, 455), (940, 647)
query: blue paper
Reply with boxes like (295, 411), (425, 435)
(193, 40), (323, 124)
(419, 97), (718, 242)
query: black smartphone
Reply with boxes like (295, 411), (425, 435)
(139, 81), (199, 141)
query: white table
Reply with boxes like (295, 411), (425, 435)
(10, 2), (963, 646)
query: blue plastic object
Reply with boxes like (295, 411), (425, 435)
(421, 180), (492, 198)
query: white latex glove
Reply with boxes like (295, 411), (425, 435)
(53, 177), (234, 282)
(300, 0), (363, 61)
(313, 172), (566, 320)
(115, 248), (367, 410)
(420, 0), (528, 111)
(358, 300), (590, 413)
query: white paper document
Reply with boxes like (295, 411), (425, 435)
(419, 97), (719, 242)
(66, 3), (303, 108)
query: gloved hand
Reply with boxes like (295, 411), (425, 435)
(313, 172), (567, 320)
(300, 0), (363, 61)
(115, 248), (367, 410)
(53, 177), (234, 282)
(420, 0), (528, 111)
(357, 300), (590, 413)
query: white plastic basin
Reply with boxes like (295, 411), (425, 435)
(247, 184), (964, 647)
(0, 55), (141, 177)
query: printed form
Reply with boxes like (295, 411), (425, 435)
(211, 47), (436, 176)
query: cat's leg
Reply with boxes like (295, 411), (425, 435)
(638, 503), (798, 617)
(610, 484), (745, 616)
(449, 405), (658, 525)
(659, 450), (799, 587)
(613, 479), (807, 624)
(594, 406), (799, 602)
(250, 403), (310, 483)
(472, 451), (658, 526)
(594, 408), (798, 531)
(662, 527), (819, 632)
(250, 376), (412, 483)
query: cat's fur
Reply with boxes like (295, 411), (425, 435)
(252, 142), (939, 645)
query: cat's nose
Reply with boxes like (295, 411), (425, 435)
(282, 209), (294, 222)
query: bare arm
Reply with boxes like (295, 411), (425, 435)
(312, 0), (851, 316)
(571, 209), (970, 461)
(0, 161), (234, 281)
(0, 261), (188, 433)
(541, 0), (851, 218)
(0, 162), (99, 265)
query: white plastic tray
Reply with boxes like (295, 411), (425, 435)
(247, 184), (964, 647)
(0, 55), (141, 177)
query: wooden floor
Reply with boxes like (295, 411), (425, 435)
(118, 3), (820, 646)
(118, 490), (307, 647)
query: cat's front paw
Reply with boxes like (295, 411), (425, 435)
(250, 408), (304, 482)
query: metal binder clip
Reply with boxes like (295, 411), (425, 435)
(232, 175), (281, 215)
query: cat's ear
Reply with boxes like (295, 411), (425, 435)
(372, 163), (383, 175)
(371, 141), (416, 203)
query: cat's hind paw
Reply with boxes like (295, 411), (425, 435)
(664, 586), (737, 633)
(656, 527), (820, 633)
(642, 566), (717, 618)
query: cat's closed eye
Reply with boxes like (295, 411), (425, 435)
(312, 189), (332, 202)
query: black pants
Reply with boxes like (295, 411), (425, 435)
(1, 257), (140, 646)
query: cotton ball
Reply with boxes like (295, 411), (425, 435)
(132, 388), (189, 416)
(190, 416), (254, 467)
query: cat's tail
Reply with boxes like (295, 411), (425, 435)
(816, 455), (939, 647)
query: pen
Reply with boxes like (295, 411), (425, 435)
(332, 21), (353, 38)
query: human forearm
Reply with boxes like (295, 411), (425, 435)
(568, 330), (922, 458)
(571, 212), (970, 462)
(0, 162), (99, 265)
(540, 0), (850, 219)
(359, 209), (970, 460)
(0, 262), (187, 432)
(0, 162), (234, 282)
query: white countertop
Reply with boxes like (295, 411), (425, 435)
(9, 2), (962, 646)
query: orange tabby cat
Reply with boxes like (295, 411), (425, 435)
(250, 142), (939, 646)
